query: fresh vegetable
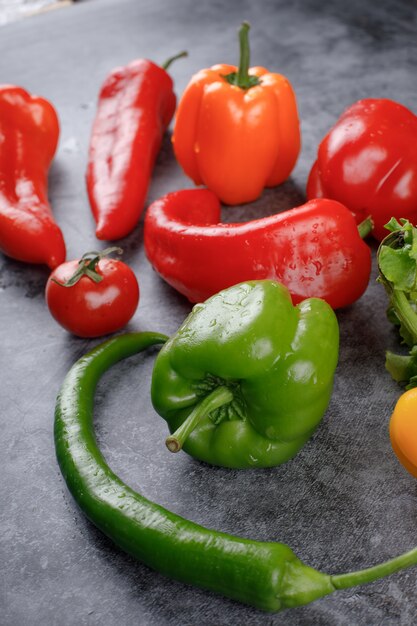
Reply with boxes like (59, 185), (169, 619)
(0, 85), (65, 268)
(307, 99), (417, 241)
(86, 52), (186, 241)
(151, 280), (339, 468)
(45, 247), (139, 338)
(390, 388), (417, 477)
(144, 188), (372, 308)
(55, 331), (417, 612)
(172, 22), (300, 205)
(377, 218), (417, 388)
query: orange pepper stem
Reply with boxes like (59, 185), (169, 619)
(237, 21), (251, 87)
(224, 22), (261, 90)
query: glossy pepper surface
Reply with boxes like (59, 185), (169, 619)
(56, 331), (417, 612)
(307, 99), (417, 241)
(0, 85), (65, 268)
(151, 280), (339, 468)
(144, 188), (372, 309)
(390, 388), (417, 478)
(172, 23), (300, 205)
(86, 53), (186, 240)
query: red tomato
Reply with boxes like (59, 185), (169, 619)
(46, 252), (139, 338)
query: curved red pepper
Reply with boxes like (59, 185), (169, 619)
(86, 58), (178, 241)
(144, 189), (371, 308)
(307, 99), (417, 241)
(0, 85), (65, 269)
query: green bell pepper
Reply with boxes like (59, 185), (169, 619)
(151, 280), (339, 468)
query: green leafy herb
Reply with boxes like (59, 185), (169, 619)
(378, 218), (417, 387)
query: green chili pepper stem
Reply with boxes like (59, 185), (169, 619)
(357, 216), (374, 239)
(166, 386), (234, 453)
(161, 51), (188, 71)
(331, 546), (417, 590)
(390, 289), (417, 344)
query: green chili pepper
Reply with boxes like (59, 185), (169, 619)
(54, 331), (417, 612)
(151, 280), (339, 468)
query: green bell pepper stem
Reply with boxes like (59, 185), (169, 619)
(357, 216), (374, 239)
(332, 547), (417, 589)
(166, 386), (234, 453)
(161, 50), (188, 71)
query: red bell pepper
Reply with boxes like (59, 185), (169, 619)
(86, 52), (186, 241)
(307, 99), (417, 241)
(144, 189), (372, 308)
(0, 85), (65, 269)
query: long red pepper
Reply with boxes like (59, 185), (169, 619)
(86, 53), (186, 241)
(0, 85), (65, 269)
(144, 189), (372, 308)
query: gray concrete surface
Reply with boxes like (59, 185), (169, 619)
(1, 0), (417, 624)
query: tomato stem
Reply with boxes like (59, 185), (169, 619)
(52, 247), (123, 288)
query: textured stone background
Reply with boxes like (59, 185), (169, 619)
(1, 0), (417, 624)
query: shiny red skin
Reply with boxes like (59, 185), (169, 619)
(46, 258), (140, 338)
(144, 189), (371, 309)
(0, 85), (65, 269)
(307, 99), (417, 241)
(86, 59), (177, 241)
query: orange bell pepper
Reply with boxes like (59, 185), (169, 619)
(390, 388), (417, 478)
(172, 22), (300, 205)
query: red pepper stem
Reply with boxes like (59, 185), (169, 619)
(165, 386), (233, 453)
(161, 51), (188, 71)
(357, 216), (374, 239)
(331, 546), (417, 590)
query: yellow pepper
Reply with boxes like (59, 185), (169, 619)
(390, 388), (417, 477)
